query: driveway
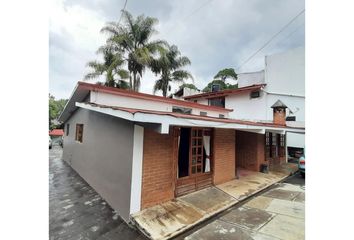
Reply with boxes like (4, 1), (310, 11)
(49, 146), (146, 240)
(176, 174), (305, 240)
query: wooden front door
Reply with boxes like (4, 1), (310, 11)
(175, 127), (213, 197)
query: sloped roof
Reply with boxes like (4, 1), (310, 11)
(184, 84), (266, 100)
(271, 100), (288, 108)
(82, 102), (305, 130)
(59, 82), (232, 123)
(49, 129), (64, 136)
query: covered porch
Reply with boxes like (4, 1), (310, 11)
(131, 163), (298, 240)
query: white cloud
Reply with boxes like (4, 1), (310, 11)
(49, 0), (305, 99)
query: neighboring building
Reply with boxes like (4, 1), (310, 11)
(49, 129), (64, 145)
(169, 86), (201, 100)
(184, 47), (305, 156)
(59, 81), (304, 222)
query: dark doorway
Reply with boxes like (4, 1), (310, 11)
(178, 128), (190, 178)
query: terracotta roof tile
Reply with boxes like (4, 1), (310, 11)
(184, 84), (266, 100)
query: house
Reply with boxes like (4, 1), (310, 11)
(49, 129), (64, 144)
(58, 81), (304, 223)
(184, 47), (305, 158)
(168, 86), (201, 100)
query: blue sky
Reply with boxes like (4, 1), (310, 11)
(49, 0), (305, 99)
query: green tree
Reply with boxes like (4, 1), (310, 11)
(202, 80), (238, 92)
(84, 46), (129, 88)
(100, 10), (167, 91)
(214, 68), (238, 81)
(178, 83), (198, 91)
(49, 94), (68, 129)
(150, 44), (193, 97)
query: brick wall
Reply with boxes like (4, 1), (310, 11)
(213, 128), (236, 184)
(141, 128), (174, 209)
(273, 109), (286, 125)
(235, 131), (267, 172)
(235, 130), (266, 172)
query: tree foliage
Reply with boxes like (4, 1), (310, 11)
(84, 47), (129, 88)
(214, 68), (238, 81)
(49, 94), (68, 129)
(202, 80), (238, 92)
(178, 83), (198, 91)
(99, 10), (167, 91)
(150, 44), (193, 97)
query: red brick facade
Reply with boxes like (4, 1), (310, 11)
(141, 127), (237, 209)
(141, 128), (174, 209)
(235, 130), (266, 172)
(213, 129), (236, 185)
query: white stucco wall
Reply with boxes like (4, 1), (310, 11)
(265, 94), (305, 122)
(287, 132), (305, 148)
(226, 91), (267, 120)
(238, 70), (265, 88)
(264, 46), (305, 96)
(90, 91), (227, 118)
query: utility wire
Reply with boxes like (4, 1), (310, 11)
(276, 22), (305, 46)
(182, 0), (215, 21)
(165, 0), (215, 36)
(236, 9), (305, 71)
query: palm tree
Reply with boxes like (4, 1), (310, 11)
(84, 46), (129, 88)
(151, 44), (193, 97)
(100, 10), (167, 91)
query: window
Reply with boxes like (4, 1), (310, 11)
(75, 124), (84, 143)
(200, 111), (207, 116)
(250, 91), (260, 98)
(172, 106), (192, 114)
(208, 97), (225, 108)
(66, 124), (70, 136)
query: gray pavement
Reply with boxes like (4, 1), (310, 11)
(177, 174), (305, 240)
(49, 146), (146, 240)
(50, 145), (305, 240)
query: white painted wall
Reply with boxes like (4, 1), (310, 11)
(90, 91), (228, 118)
(287, 132), (305, 148)
(264, 47), (305, 96)
(238, 70), (265, 88)
(226, 91), (267, 120)
(265, 94), (305, 122)
(130, 125), (144, 215)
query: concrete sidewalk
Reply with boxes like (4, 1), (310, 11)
(131, 163), (298, 240)
(184, 181), (305, 240)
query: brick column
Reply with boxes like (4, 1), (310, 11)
(213, 128), (236, 185)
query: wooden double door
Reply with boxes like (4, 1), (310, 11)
(173, 127), (213, 197)
(265, 132), (286, 168)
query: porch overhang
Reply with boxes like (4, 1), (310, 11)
(75, 102), (305, 135)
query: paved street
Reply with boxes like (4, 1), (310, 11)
(49, 146), (146, 240)
(177, 173), (305, 240)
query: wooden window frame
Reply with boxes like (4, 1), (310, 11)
(279, 134), (286, 157)
(75, 124), (84, 143)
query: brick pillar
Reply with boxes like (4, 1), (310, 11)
(141, 129), (174, 209)
(213, 128), (236, 185)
